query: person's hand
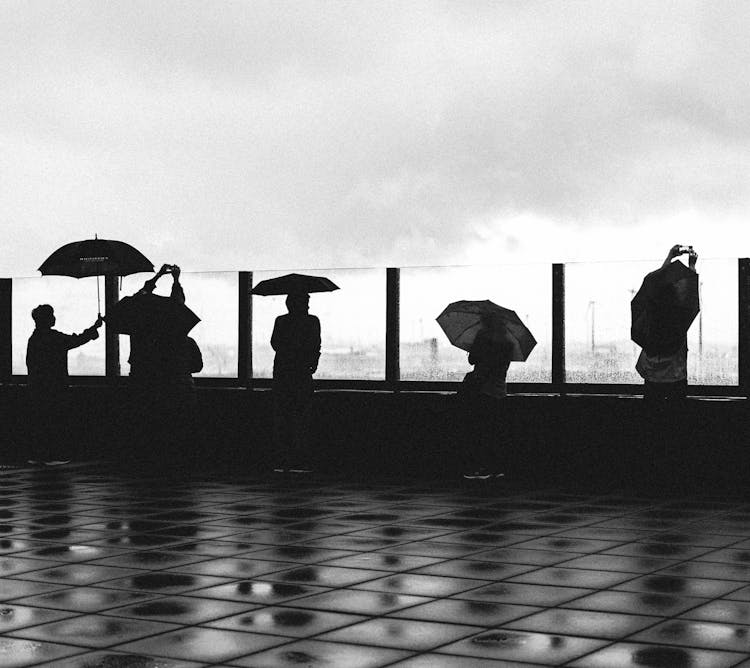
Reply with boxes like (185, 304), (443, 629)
(94, 315), (104, 328)
(156, 263), (172, 277)
(669, 244), (682, 259)
(689, 249), (698, 270)
(171, 265), (181, 281)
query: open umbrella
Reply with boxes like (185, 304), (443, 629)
(252, 273), (339, 296)
(436, 300), (536, 362)
(631, 260), (699, 354)
(39, 237), (154, 315)
(106, 293), (200, 337)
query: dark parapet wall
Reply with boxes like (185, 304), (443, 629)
(1, 385), (748, 491)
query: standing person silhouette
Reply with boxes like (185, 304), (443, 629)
(271, 292), (321, 473)
(127, 263), (185, 383)
(26, 305), (102, 465)
(636, 245), (698, 400)
(125, 263), (199, 466)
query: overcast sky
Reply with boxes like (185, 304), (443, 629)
(3, 0), (750, 278)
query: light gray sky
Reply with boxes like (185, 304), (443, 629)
(3, 0), (750, 278)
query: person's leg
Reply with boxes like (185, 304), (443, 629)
(27, 390), (48, 463)
(273, 384), (294, 469)
(292, 382), (314, 470)
(455, 392), (480, 475)
(644, 381), (668, 401)
(665, 379), (688, 400)
(477, 394), (503, 474)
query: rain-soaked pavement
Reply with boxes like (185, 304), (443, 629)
(2, 465), (750, 666)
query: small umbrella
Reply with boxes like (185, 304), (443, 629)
(252, 273), (339, 296)
(39, 237), (154, 315)
(106, 293), (200, 337)
(436, 300), (537, 362)
(631, 260), (699, 354)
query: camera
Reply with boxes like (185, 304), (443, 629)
(677, 245), (694, 254)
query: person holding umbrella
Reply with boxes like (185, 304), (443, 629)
(635, 245), (699, 400)
(270, 292), (321, 473)
(459, 313), (516, 479)
(25, 305), (103, 465)
(436, 300), (536, 480)
(253, 273), (337, 473)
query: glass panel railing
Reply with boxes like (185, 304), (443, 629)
(118, 271), (239, 378)
(399, 264), (552, 382)
(251, 268), (386, 380)
(12, 275), (105, 376)
(687, 258), (738, 385)
(565, 258), (737, 385)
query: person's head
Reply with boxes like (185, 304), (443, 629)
(31, 304), (55, 329)
(286, 293), (310, 315)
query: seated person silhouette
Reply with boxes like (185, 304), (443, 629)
(458, 314), (515, 479)
(271, 292), (321, 473)
(26, 304), (102, 465)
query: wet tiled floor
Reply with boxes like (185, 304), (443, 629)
(4, 466), (750, 665)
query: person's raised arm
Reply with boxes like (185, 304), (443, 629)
(661, 245), (682, 269)
(138, 264), (171, 296)
(169, 265), (185, 304)
(59, 315), (103, 350)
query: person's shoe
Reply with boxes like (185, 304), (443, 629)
(43, 460), (71, 466)
(464, 468), (492, 480)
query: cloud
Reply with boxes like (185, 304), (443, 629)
(2, 0), (750, 277)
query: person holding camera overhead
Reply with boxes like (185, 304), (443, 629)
(128, 263), (187, 382)
(636, 244), (698, 400)
(125, 263), (202, 464)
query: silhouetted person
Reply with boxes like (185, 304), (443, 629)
(26, 304), (102, 464)
(128, 263), (186, 384)
(125, 264), (199, 466)
(271, 292), (321, 472)
(637, 245), (698, 401)
(458, 314), (515, 479)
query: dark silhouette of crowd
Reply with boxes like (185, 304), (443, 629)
(23, 244), (703, 476)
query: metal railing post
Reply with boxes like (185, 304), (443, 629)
(386, 268), (400, 389)
(104, 275), (120, 378)
(552, 263), (566, 393)
(739, 258), (750, 397)
(0, 279), (11, 381)
(238, 271), (253, 387)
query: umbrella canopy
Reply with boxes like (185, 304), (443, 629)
(38, 238), (153, 278)
(631, 260), (700, 354)
(252, 273), (339, 296)
(436, 300), (537, 362)
(106, 293), (200, 337)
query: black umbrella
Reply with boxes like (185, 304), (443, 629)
(436, 300), (537, 362)
(39, 237), (154, 315)
(252, 273), (339, 296)
(631, 260), (700, 354)
(106, 293), (200, 337)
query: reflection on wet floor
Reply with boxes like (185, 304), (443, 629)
(4, 464), (750, 666)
